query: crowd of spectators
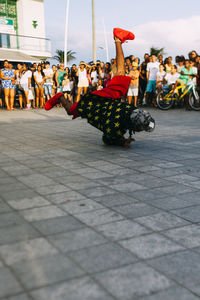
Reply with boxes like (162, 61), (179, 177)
(0, 50), (199, 110)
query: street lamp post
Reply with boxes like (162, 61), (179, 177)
(64, 0), (70, 67)
(102, 17), (109, 62)
(92, 0), (96, 63)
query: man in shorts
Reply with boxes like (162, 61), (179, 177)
(127, 62), (139, 106)
(145, 54), (160, 105)
(45, 28), (155, 148)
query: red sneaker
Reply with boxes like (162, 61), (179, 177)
(45, 93), (63, 110)
(113, 28), (135, 43)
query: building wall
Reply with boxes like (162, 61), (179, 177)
(16, 0), (51, 58)
(17, 0), (45, 38)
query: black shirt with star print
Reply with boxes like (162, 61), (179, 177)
(77, 93), (136, 145)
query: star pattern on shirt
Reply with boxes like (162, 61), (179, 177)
(115, 115), (120, 119)
(117, 130), (122, 135)
(106, 119), (110, 124)
(114, 122), (120, 128)
(87, 113), (92, 118)
(106, 128), (111, 133)
(94, 116), (99, 121)
(109, 105), (113, 110)
(116, 108), (121, 112)
(88, 101), (93, 106)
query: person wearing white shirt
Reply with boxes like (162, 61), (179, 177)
(20, 64), (32, 110)
(34, 64), (45, 108)
(145, 55), (160, 105)
(165, 65), (180, 88)
(156, 64), (166, 91)
(43, 62), (53, 100)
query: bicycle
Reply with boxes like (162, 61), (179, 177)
(156, 79), (200, 110)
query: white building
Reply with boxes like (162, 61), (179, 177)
(0, 0), (51, 63)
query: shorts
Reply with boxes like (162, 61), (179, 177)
(2, 80), (15, 89)
(44, 84), (53, 95)
(78, 79), (89, 88)
(35, 83), (44, 89)
(63, 91), (71, 95)
(127, 85), (138, 97)
(146, 80), (156, 93)
(16, 84), (23, 95)
(21, 83), (29, 92)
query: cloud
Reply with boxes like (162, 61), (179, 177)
(48, 15), (200, 64)
(126, 15), (200, 58)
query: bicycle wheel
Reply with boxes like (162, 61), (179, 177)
(189, 89), (200, 111)
(156, 91), (174, 110)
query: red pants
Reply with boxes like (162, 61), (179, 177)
(69, 75), (131, 118)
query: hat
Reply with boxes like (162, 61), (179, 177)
(132, 62), (138, 67)
(79, 61), (86, 66)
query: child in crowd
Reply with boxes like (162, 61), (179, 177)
(62, 73), (72, 101)
(97, 79), (103, 90)
(156, 64), (166, 91)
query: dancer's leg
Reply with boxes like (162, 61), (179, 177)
(115, 38), (125, 76)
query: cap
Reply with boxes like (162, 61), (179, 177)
(132, 62), (138, 67)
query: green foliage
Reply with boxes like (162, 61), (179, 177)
(53, 49), (76, 63)
(150, 47), (166, 56)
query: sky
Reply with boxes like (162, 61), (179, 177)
(44, 0), (200, 65)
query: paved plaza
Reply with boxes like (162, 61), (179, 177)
(0, 107), (200, 300)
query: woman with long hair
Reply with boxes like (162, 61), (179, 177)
(76, 61), (89, 102)
(20, 64), (32, 110)
(0, 60), (15, 110)
(34, 64), (45, 108)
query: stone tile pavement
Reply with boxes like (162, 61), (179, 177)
(0, 107), (200, 299)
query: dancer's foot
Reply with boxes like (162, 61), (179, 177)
(45, 93), (63, 110)
(113, 28), (135, 44)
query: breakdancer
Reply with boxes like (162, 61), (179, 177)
(45, 28), (155, 148)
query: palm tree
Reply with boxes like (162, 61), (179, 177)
(54, 49), (76, 63)
(150, 47), (165, 57)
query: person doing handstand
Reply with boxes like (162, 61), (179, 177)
(45, 28), (155, 148)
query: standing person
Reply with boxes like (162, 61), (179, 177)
(76, 61), (89, 102)
(156, 64), (166, 91)
(165, 56), (173, 73)
(70, 64), (78, 102)
(125, 56), (132, 71)
(111, 59), (117, 78)
(158, 54), (164, 65)
(0, 60), (15, 110)
(55, 63), (66, 93)
(43, 62), (53, 101)
(29, 64), (36, 108)
(139, 53), (149, 105)
(127, 62), (139, 106)
(19, 64), (32, 110)
(14, 63), (23, 109)
(52, 65), (57, 96)
(145, 54), (160, 105)
(176, 56), (185, 73)
(62, 73), (72, 101)
(34, 64), (45, 108)
(89, 64), (99, 90)
(45, 28), (155, 148)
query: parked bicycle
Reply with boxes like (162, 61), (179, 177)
(156, 79), (200, 110)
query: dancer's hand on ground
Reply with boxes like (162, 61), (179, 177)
(123, 137), (135, 148)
